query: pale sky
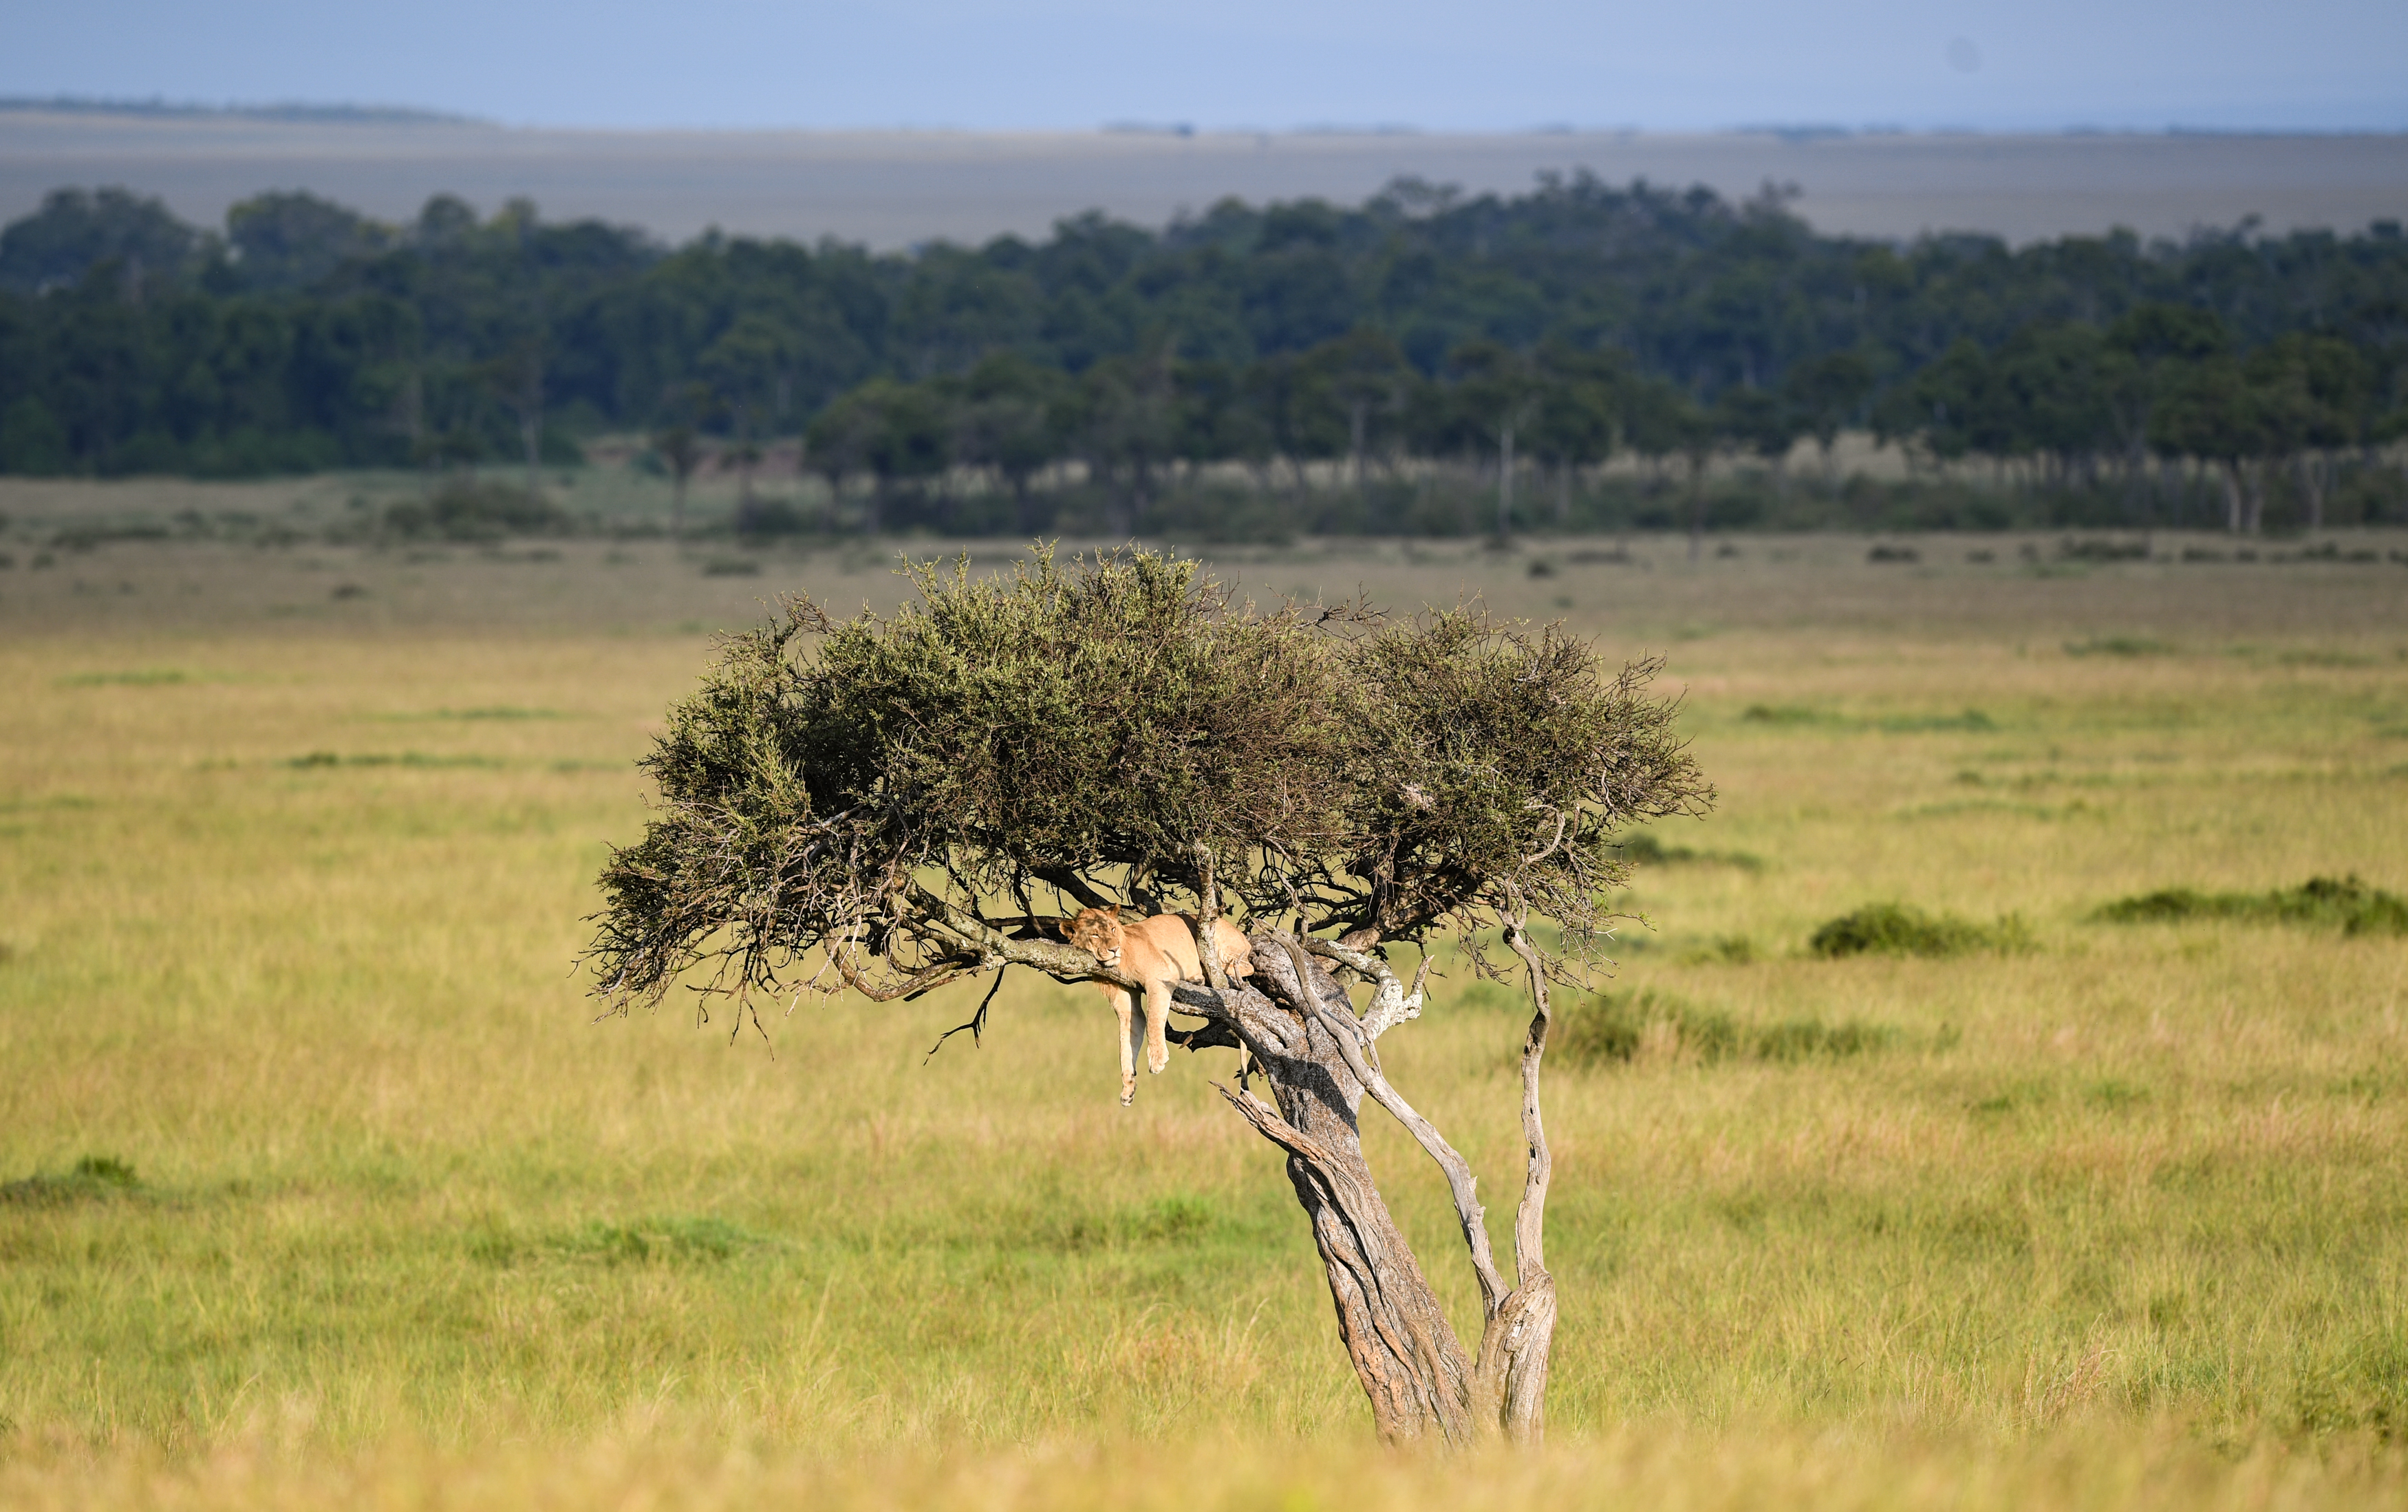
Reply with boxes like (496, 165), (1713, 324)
(3, 0), (2402, 133)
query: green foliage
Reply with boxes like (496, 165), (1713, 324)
(1809, 903), (2030, 958)
(6, 176), (2406, 532)
(2092, 875), (2408, 935)
(0, 186), (195, 293)
(0, 395), (70, 474)
(585, 547), (1708, 1004)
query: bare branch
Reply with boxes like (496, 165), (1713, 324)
(1498, 912), (1554, 1286)
(1267, 932), (1507, 1317)
(905, 882), (1147, 995)
(923, 964), (1009, 1063)
(1520, 808), (1571, 866)
(1301, 936), (1426, 1041)
(1194, 843), (1232, 993)
(1033, 866), (1118, 912)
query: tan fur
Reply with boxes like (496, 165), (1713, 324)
(1065, 906), (1254, 1105)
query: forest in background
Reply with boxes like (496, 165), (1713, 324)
(3, 174), (2406, 538)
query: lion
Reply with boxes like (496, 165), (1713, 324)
(1064, 905), (1255, 1105)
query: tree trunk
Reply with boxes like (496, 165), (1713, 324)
(1688, 453), (1709, 563)
(1350, 401), (1368, 502)
(1174, 931), (1557, 1446)
(944, 890), (1558, 1449)
(1497, 424), (1516, 537)
(1223, 974), (1475, 1443)
(2221, 460), (2244, 534)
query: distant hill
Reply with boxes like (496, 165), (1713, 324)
(1, 109), (2403, 249)
(0, 96), (475, 125)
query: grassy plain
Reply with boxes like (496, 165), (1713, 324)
(3, 485), (2407, 1506)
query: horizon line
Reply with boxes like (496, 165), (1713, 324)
(4, 96), (2404, 140)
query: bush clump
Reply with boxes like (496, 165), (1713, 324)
(0, 1154), (138, 1205)
(1809, 903), (2028, 958)
(2092, 875), (2408, 936)
(1616, 830), (1765, 871)
(1553, 989), (1898, 1068)
(385, 479), (572, 541)
(559, 1216), (772, 1264)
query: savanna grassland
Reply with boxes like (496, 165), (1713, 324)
(3, 480), (2407, 1509)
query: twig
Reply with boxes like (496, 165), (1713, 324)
(923, 965), (1009, 1063)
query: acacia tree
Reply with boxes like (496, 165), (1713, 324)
(582, 548), (1710, 1445)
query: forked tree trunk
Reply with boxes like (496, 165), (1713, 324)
(934, 893), (1559, 1447)
(1175, 931), (1557, 1445)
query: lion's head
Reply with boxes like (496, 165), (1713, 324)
(1066, 905), (1126, 964)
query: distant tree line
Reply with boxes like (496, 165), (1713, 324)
(3, 176), (2405, 535)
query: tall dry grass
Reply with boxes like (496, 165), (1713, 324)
(2, 526), (2404, 1505)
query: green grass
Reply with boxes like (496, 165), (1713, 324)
(1553, 989), (1904, 1066)
(2, 529), (2406, 1506)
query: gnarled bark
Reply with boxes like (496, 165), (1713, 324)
(1172, 929), (1557, 1446)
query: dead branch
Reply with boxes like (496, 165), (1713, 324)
(923, 964), (1009, 1063)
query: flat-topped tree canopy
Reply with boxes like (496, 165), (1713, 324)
(585, 543), (1712, 1446)
(584, 545), (1709, 1013)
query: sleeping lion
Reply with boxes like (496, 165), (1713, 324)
(1064, 905), (1254, 1105)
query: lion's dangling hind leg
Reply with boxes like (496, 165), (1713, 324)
(1116, 986), (1142, 1106)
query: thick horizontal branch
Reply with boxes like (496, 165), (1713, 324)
(902, 882), (1148, 995)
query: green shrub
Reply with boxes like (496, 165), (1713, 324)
(2065, 635), (2173, 657)
(1554, 989), (1897, 1068)
(2057, 538), (2149, 562)
(1752, 1018), (1902, 1061)
(1875, 709), (1997, 733)
(1809, 903), (2028, 958)
(0, 1154), (138, 1205)
(385, 479), (572, 541)
(1616, 830), (1766, 871)
(2092, 875), (2408, 936)
(558, 1216), (770, 1263)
